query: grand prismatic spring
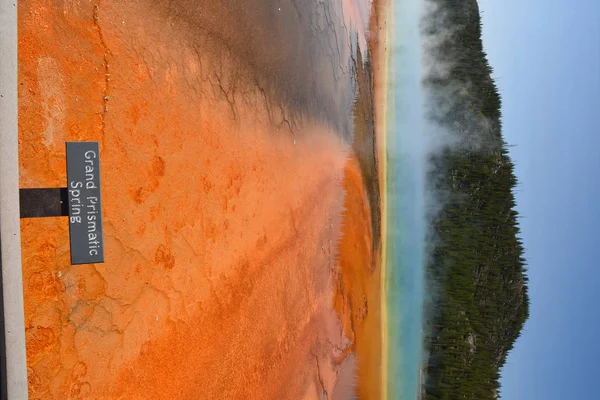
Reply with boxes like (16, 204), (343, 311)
(3, 0), (441, 398)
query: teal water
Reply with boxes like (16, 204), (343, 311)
(385, 0), (426, 399)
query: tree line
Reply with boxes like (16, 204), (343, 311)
(421, 0), (529, 399)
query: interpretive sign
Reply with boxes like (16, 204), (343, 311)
(66, 142), (104, 265)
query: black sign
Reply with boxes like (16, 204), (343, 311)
(66, 142), (104, 265)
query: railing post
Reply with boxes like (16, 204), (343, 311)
(0, 0), (30, 398)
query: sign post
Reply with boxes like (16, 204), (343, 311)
(19, 142), (105, 266)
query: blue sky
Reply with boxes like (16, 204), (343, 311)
(478, 0), (600, 398)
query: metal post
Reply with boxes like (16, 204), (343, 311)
(0, 0), (29, 398)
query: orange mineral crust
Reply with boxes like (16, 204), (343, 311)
(18, 0), (381, 399)
(333, 156), (382, 400)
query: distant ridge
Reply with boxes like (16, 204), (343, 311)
(421, 0), (530, 399)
